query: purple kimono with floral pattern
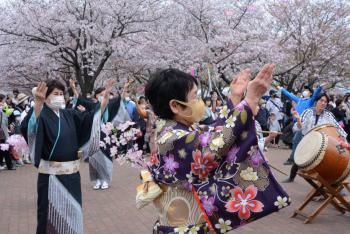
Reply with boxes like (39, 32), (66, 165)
(148, 100), (290, 233)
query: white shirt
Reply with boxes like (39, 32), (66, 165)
(266, 97), (284, 121)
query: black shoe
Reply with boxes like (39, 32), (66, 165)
(283, 160), (293, 165)
(8, 167), (16, 170)
(282, 178), (294, 183)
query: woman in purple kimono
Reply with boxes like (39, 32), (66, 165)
(144, 65), (290, 233)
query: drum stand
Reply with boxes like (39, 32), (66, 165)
(290, 172), (350, 224)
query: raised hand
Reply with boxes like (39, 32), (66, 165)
(292, 110), (300, 119)
(230, 69), (251, 105)
(35, 82), (48, 104)
(101, 79), (115, 113)
(69, 79), (79, 98)
(77, 105), (86, 112)
(69, 79), (76, 90)
(34, 82), (48, 117)
(104, 79), (115, 96)
(245, 64), (275, 113)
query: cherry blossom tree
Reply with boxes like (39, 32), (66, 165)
(265, 0), (350, 91)
(0, 0), (161, 95)
(1, 0), (350, 96)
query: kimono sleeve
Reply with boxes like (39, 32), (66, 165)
(75, 98), (98, 112)
(20, 108), (35, 142)
(70, 105), (100, 148)
(106, 96), (121, 122)
(150, 101), (254, 184)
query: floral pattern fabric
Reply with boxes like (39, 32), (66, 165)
(148, 100), (290, 233)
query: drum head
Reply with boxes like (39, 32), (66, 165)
(306, 124), (336, 135)
(295, 131), (325, 168)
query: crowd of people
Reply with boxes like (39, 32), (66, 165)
(1, 71), (350, 234)
(0, 89), (33, 171)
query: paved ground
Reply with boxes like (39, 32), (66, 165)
(1, 148), (350, 234)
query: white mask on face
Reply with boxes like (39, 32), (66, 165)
(48, 95), (65, 110)
(98, 96), (104, 102)
(302, 91), (310, 98)
(25, 106), (30, 112)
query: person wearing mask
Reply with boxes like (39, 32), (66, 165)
(20, 79), (113, 234)
(0, 94), (15, 171)
(143, 66), (290, 233)
(277, 84), (322, 165)
(266, 90), (284, 124)
(20, 104), (31, 123)
(283, 93), (347, 183)
(266, 90), (284, 147)
(72, 80), (131, 190)
(255, 99), (269, 133)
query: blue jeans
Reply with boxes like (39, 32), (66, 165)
(288, 130), (304, 162)
(289, 130), (304, 180)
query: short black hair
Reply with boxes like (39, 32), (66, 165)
(94, 87), (106, 98)
(138, 96), (146, 104)
(0, 94), (5, 102)
(303, 85), (313, 94)
(145, 68), (198, 119)
(210, 91), (217, 96)
(316, 93), (330, 103)
(46, 79), (65, 98)
(203, 97), (211, 102)
(335, 99), (343, 107)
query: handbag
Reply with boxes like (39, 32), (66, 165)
(135, 170), (163, 209)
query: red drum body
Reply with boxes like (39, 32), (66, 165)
(295, 125), (350, 184)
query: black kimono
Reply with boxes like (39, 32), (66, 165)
(75, 96), (130, 185)
(21, 104), (101, 234)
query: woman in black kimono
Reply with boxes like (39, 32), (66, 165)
(70, 81), (131, 190)
(21, 79), (114, 234)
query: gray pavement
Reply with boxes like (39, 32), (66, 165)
(0, 148), (349, 234)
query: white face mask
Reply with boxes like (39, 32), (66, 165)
(98, 96), (104, 102)
(25, 106), (30, 112)
(48, 95), (65, 110)
(302, 91), (310, 98)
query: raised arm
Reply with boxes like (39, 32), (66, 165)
(100, 79), (114, 114)
(310, 85), (322, 102)
(279, 86), (300, 103)
(33, 82), (47, 118)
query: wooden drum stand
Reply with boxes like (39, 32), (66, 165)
(290, 172), (350, 224)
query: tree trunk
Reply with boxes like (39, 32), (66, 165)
(80, 75), (95, 97)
